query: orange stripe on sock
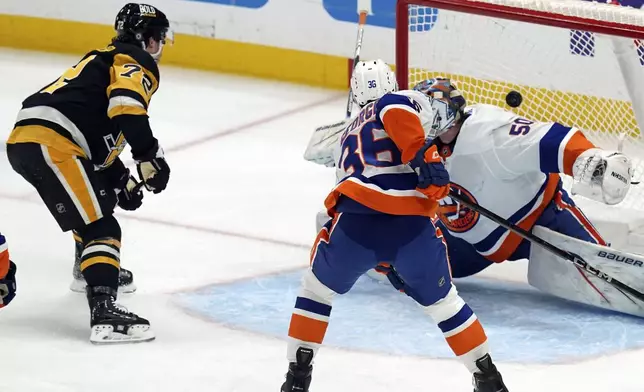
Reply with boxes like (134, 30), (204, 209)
(288, 314), (329, 344)
(0, 250), (9, 279)
(445, 319), (488, 356)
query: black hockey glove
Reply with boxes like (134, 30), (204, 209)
(134, 142), (170, 194)
(99, 157), (129, 189)
(0, 261), (17, 308)
(116, 175), (144, 211)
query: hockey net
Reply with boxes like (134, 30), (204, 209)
(396, 0), (644, 211)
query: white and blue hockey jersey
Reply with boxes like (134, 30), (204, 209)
(436, 104), (596, 262)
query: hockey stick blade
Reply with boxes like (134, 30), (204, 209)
(448, 189), (644, 302)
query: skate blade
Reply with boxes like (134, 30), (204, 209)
(70, 279), (137, 294)
(90, 324), (155, 345)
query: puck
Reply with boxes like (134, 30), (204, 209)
(506, 90), (523, 108)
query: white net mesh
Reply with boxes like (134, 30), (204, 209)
(404, 0), (644, 210)
(470, 0), (644, 26)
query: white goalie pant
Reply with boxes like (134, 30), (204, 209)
(528, 226), (644, 317)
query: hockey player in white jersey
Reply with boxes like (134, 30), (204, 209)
(306, 61), (638, 316)
(409, 77), (636, 314)
(411, 78), (630, 272)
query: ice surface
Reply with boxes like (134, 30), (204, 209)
(178, 272), (644, 363)
(1, 49), (644, 391)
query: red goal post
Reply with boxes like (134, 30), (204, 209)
(395, 0), (644, 211)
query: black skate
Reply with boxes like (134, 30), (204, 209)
(281, 347), (314, 392)
(472, 354), (508, 392)
(71, 246), (136, 293)
(87, 286), (154, 344)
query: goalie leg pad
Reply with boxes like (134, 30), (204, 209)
(529, 226), (644, 318)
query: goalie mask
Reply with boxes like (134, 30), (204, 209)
(351, 60), (398, 107)
(413, 78), (466, 138)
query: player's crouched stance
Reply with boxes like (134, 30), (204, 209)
(5, 3), (172, 344)
(0, 234), (17, 309)
(282, 62), (508, 392)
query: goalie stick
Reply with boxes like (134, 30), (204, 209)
(305, 9), (369, 166)
(346, 10), (368, 118)
(448, 189), (644, 302)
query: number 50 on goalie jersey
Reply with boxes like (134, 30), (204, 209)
(325, 90), (439, 217)
(438, 104), (597, 262)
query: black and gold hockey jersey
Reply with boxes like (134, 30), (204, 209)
(8, 41), (160, 169)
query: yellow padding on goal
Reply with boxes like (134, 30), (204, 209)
(409, 69), (639, 137)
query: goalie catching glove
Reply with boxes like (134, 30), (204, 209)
(410, 142), (450, 200)
(135, 142), (170, 194)
(571, 148), (632, 205)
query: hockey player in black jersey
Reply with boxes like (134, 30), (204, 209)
(6, 3), (172, 344)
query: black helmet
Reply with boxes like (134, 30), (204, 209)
(114, 3), (172, 46)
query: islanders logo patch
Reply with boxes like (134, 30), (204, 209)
(438, 184), (479, 233)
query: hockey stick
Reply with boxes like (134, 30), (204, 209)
(346, 10), (368, 118)
(448, 189), (644, 302)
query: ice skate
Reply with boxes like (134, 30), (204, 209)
(472, 354), (508, 392)
(87, 286), (154, 345)
(281, 347), (313, 392)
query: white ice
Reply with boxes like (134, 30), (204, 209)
(0, 49), (642, 391)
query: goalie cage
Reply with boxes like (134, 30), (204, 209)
(395, 0), (644, 222)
